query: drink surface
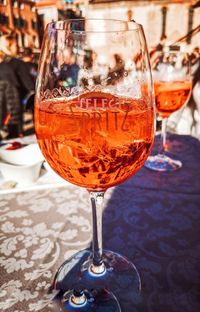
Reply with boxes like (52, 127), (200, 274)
(35, 92), (154, 190)
(154, 80), (191, 118)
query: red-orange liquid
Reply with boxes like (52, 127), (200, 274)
(35, 92), (154, 190)
(154, 80), (192, 118)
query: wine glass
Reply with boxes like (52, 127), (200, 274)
(145, 48), (192, 172)
(35, 19), (155, 311)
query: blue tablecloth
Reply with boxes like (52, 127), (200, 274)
(103, 133), (200, 311)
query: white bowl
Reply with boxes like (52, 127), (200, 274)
(0, 143), (44, 166)
(0, 160), (43, 186)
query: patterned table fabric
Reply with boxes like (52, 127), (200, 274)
(0, 134), (200, 312)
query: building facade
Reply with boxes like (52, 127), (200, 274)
(83, 0), (200, 49)
(0, 0), (40, 49)
(0, 0), (199, 50)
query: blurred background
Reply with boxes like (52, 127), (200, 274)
(0, 0), (200, 139)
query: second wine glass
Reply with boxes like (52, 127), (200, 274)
(145, 48), (192, 172)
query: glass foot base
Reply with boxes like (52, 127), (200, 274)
(54, 288), (121, 311)
(145, 154), (182, 172)
(52, 249), (141, 310)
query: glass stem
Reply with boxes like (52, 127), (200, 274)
(89, 191), (104, 267)
(159, 117), (168, 155)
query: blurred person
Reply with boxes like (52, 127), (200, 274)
(107, 53), (125, 85)
(0, 34), (35, 138)
(188, 56), (200, 137)
(21, 47), (38, 111)
(149, 37), (167, 69)
(190, 47), (200, 67)
(21, 47), (34, 63)
(78, 49), (99, 87)
(78, 49), (110, 88)
(58, 48), (80, 88)
(182, 47), (199, 70)
(21, 47), (38, 84)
